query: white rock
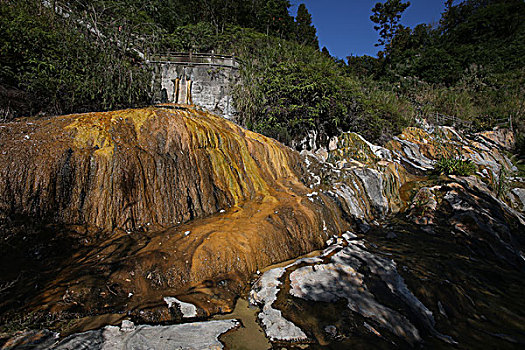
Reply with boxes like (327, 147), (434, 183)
(511, 188), (525, 211)
(53, 319), (238, 349)
(250, 268), (307, 341)
(164, 296), (198, 318)
(120, 320), (135, 332)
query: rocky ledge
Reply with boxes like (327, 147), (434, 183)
(0, 105), (524, 348)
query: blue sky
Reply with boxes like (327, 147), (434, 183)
(289, 0), (446, 59)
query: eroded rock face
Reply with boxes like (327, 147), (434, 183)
(0, 105), (309, 231)
(301, 126), (523, 224)
(387, 127), (518, 187)
(252, 235), (455, 347)
(0, 105), (347, 330)
(55, 320), (238, 350)
(249, 126), (525, 348)
(1, 105), (524, 348)
(252, 174), (525, 347)
(477, 128), (515, 150)
(249, 267), (307, 342)
(302, 145), (412, 222)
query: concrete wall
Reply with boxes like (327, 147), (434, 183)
(151, 59), (238, 119)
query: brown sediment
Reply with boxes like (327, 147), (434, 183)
(35, 182), (342, 319)
(0, 104), (348, 330)
(214, 298), (271, 350)
(0, 104), (306, 231)
(0, 104), (522, 345)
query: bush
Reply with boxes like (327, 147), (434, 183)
(222, 28), (361, 146)
(0, 0), (155, 118)
(162, 22), (218, 52)
(434, 156), (476, 176)
(199, 26), (417, 147)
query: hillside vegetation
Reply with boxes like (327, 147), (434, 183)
(0, 0), (523, 152)
(352, 0), (524, 140)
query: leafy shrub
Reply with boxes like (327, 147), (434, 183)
(162, 22), (218, 52)
(434, 156), (476, 176)
(0, 0), (155, 118)
(200, 26), (417, 146)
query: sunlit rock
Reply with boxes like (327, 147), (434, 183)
(511, 188), (525, 211)
(53, 319), (238, 349)
(407, 186), (440, 225)
(1, 102), (524, 348)
(250, 267), (307, 341)
(253, 234), (456, 346)
(164, 296), (198, 318)
(0, 104), (348, 328)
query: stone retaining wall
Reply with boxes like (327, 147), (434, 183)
(150, 54), (239, 119)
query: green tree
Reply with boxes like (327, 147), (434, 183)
(439, 0), (457, 34)
(259, 0), (294, 38)
(295, 4), (319, 49)
(370, 0), (411, 50)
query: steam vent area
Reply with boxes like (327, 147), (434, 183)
(1, 104), (525, 349)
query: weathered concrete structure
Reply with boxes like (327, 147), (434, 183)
(150, 52), (239, 119)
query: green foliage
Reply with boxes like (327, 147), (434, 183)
(228, 30), (356, 143)
(254, 60), (349, 142)
(3, 0), (522, 157)
(0, 0), (306, 119)
(295, 4), (319, 49)
(355, 0), (525, 146)
(378, 0), (525, 85)
(211, 27), (415, 146)
(358, 81), (415, 142)
(162, 22), (218, 52)
(434, 156), (476, 176)
(370, 0), (411, 49)
(0, 0), (154, 118)
(258, 0), (295, 38)
(516, 134), (525, 161)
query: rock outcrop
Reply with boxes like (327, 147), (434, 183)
(1, 104), (524, 348)
(0, 104), (346, 330)
(0, 104), (321, 231)
(251, 168), (525, 346)
(2, 319), (238, 350)
(252, 234), (456, 347)
(249, 126), (525, 348)
(301, 125), (522, 223)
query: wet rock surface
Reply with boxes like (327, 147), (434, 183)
(2, 320), (238, 349)
(302, 126), (523, 223)
(0, 104), (315, 231)
(1, 105), (524, 348)
(250, 176), (525, 348)
(249, 126), (525, 348)
(250, 267), (307, 342)
(0, 105), (347, 333)
(252, 234), (453, 348)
